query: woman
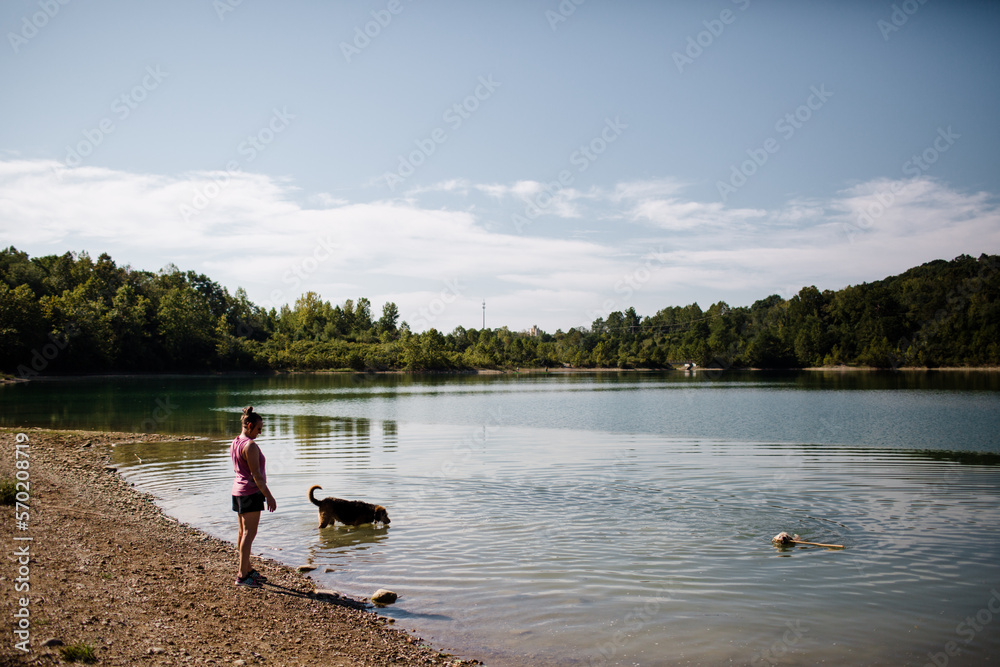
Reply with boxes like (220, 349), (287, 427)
(231, 406), (277, 587)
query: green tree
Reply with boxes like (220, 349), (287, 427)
(108, 284), (153, 369)
(378, 301), (399, 336)
(0, 284), (46, 372)
(157, 284), (217, 368)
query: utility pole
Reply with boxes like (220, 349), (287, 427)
(482, 299), (485, 330)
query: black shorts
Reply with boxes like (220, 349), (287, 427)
(232, 491), (265, 514)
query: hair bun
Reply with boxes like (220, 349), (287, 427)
(239, 405), (262, 430)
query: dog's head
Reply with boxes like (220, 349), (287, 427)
(374, 505), (390, 525)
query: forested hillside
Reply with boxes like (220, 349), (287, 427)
(1, 247), (997, 377)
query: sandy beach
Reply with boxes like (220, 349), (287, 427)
(0, 428), (478, 666)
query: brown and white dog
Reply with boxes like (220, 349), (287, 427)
(308, 485), (390, 528)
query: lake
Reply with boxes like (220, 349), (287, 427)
(2, 370), (999, 666)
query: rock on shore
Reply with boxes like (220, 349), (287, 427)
(371, 589), (399, 606)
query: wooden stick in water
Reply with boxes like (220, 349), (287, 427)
(789, 539), (844, 549)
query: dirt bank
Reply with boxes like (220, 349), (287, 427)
(0, 428), (478, 666)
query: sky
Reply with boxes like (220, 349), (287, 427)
(1, 0), (998, 333)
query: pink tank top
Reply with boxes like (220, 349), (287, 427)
(231, 434), (266, 496)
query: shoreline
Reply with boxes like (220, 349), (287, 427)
(4, 365), (1000, 384)
(0, 428), (478, 666)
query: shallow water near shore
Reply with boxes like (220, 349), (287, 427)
(3, 371), (1000, 665)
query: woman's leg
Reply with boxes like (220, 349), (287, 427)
(237, 511), (261, 579)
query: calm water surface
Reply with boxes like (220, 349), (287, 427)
(2, 371), (999, 666)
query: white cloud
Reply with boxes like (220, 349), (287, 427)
(403, 178), (472, 197)
(627, 198), (767, 232)
(609, 178), (688, 202)
(472, 179), (584, 219)
(634, 178), (1000, 299)
(1, 160), (997, 333)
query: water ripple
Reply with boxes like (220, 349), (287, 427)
(113, 423), (1000, 666)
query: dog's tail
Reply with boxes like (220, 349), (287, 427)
(308, 485), (323, 506)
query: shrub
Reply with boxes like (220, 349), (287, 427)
(59, 643), (97, 663)
(0, 478), (16, 505)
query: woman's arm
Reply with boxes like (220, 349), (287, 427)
(244, 441), (277, 512)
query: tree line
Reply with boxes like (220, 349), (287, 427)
(1, 246), (997, 377)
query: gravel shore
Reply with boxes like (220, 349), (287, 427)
(0, 428), (479, 666)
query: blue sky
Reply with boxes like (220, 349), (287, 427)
(1, 0), (998, 333)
